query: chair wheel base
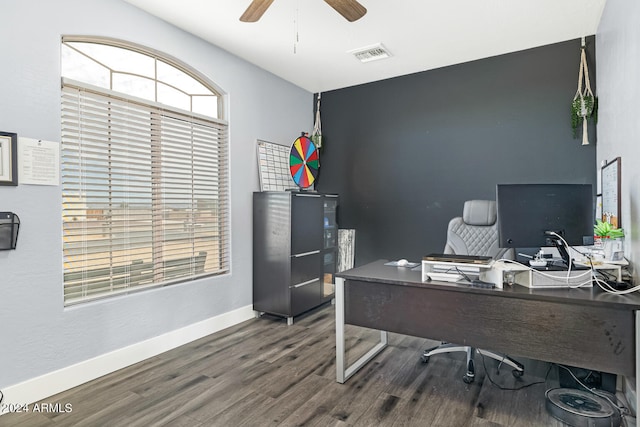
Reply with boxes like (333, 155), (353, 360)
(463, 358), (475, 383)
(420, 345), (523, 384)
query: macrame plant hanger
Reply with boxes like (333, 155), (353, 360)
(573, 37), (595, 145)
(311, 93), (322, 149)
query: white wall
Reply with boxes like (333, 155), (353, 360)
(596, 0), (640, 284)
(0, 0), (311, 391)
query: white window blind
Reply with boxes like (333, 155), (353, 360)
(62, 81), (229, 304)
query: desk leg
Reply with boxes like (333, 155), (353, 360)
(336, 277), (388, 384)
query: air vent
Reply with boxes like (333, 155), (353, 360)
(349, 43), (391, 63)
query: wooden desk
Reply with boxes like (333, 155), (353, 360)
(335, 260), (640, 420)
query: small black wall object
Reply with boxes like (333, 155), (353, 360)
(0, 212), (20, 250)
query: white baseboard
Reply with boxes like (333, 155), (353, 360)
(0, 305), (254, 415)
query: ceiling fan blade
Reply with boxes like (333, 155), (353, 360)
(240, 0), (275, 22)
(324, 0), (367, 22)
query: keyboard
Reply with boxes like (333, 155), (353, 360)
(423, 253), (493, 265)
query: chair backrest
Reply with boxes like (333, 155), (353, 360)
(444, 200), (513, 259)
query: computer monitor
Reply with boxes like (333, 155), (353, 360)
(496, 184), (594, 267)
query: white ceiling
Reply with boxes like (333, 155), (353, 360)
(122, 0), (606, 93)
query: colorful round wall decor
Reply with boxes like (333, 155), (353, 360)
(289, 135), (319, 188)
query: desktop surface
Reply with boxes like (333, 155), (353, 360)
(337, 259), (640, 310)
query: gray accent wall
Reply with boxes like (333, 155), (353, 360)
(596, 1), (640, 285)
(316, 39), (597, 265)
(0, 0), (312, 388)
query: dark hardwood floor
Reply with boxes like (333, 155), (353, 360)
(0, 303), (632, 426)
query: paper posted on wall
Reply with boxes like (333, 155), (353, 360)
(18, 137), (60, 186)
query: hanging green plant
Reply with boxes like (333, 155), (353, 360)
(311, 92), (323, 149)
(571, 94), (597, 138)
(571, 41), (597, 145)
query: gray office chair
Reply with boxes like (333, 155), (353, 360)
(421, 200), (524, 383)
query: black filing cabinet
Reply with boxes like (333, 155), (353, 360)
(253, 191), (338, 324)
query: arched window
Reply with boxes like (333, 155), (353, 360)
(61, 36), (229, 305)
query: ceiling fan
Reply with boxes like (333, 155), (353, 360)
(240, 0), (367, 23)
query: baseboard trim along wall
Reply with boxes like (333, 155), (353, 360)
(0, 305), (255, 415)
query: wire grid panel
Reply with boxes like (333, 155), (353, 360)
(256, 139), (298, 191)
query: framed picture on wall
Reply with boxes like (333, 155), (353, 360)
(601, 157), (621, 227)
(0, 131), (18, 186)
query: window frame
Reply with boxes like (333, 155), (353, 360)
(61, 36), (230, 305)
(62, 35), (225, 119)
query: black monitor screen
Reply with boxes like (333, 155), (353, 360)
(497, 184), (594, 248)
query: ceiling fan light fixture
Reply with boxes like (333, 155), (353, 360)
(349, 43), (392, 63)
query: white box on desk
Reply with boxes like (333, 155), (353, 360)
(482, 260), (621, 288)
(524, 269), (593, 288)
(422, 259), (493, 284)
(481, 260), (590, 288)
(477, 261), (524, 289)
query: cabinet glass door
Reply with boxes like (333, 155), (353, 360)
(322, 250), (336, 298)
(323, 198), (338, 249)
(322, 196), (338, 299)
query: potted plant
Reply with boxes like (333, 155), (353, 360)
(594, 220), (624, 260)
(571, 94), (597, 138)
(594, 219), (624, 239)
(572, 42), (597, 145)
